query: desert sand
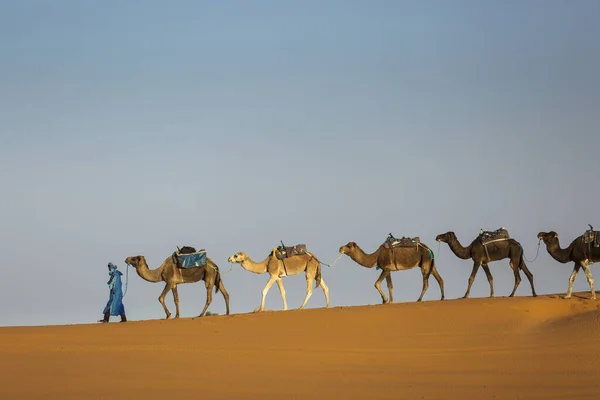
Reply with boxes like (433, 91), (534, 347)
(1, 292), (600, 400)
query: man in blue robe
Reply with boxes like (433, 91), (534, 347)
(99, 262), (127, 323)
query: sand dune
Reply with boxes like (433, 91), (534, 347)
(1, 292), (600, 400)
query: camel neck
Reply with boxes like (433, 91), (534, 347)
(546, 238), (573, 263)
(445, 236), (472, 260)
(239, 256), (269, 274)
(347, 246), (380, 268)
(135, 258), (165, 282)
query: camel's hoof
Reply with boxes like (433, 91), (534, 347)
(532, 293), (538, 297)
(165, 314), (171, 319)
(591, 296), (597, 300)
(562, 296), (571, 300)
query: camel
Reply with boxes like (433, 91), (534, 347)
(338, 240), (444, 303)
(537, 231), (599, 299)
(227, 250), (330, 312)
(124, 250), (230, 319)
(435, 231), (537, 298)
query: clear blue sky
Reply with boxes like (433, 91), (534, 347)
(1, 1), (599, 326)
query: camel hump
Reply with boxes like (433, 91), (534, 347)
(274, 243), (308, 260)
(478, 227), (510, 244)
(383, 233), (420, 249)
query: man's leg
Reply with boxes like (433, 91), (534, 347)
(98, 311), (110, 323)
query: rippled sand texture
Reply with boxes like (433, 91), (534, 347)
(1, 292), (600, 399)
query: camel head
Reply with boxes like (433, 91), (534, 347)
(435, 232), (455, 243)
(227, 252), (248, 263)
(537, 231), (558, 245)
(124, 255), (144, 268)
(339, 242), (359, 255)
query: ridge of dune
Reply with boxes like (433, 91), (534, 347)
(1, 292), (600, 400)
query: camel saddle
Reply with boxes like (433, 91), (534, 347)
(172, 246), (208, 268)
(383, 233), (420, 249)
(478, 227), (510, 245)
(274, 243), (307, 260)
(582, 226), (600, 248)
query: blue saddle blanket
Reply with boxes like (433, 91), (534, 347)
(176, 251), (207, 268)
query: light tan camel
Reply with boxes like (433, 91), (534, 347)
(227, 250), (330, 312)
(124, 254), (230, 319)
(339, 241), (444, 303)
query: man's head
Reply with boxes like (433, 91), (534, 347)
(107, 262), (116, 270)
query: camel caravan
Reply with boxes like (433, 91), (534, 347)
(120, 225), (600, 320)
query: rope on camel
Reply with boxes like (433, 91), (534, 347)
(521, 239), (542, 263)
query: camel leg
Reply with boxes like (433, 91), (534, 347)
(299, 276), (314, 309)
(519, 262), (537, 297)
(375, 270), (391, 304)
(417, 268), (431, 302)
(275, 278), (288, 310)
(172, 286), (181, 318)
(564, 264), (581, 299)
(158, 283), (174, 319)
(463, 262), (481, 299)
(480, 264), (496, 298)
(256, 275), (278, 312)
(582, 261), (596, 300)
(385, 274), (394, 303)
(430, 265), (445, 300)
(218, 280), (231, 315)
(198, 281), (213, 317)
(319, 278), (330, 308)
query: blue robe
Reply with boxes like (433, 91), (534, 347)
(103, 268), (125, 316)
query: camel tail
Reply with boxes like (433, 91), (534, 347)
(424, 245), (436, 266)
(315, 263), (322, 288)
(515, 245), (526, 270)
(214, 267), (221, 294)
(518, 253), (532, 276)
(306, 252), (322, 288)
(518, 253), (524, 270)
(429, 252), (437, 275)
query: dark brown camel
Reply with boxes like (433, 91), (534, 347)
(339, 240), (444, 303)
(537, 231), (599, 300)
(435, 231), (537, 298)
